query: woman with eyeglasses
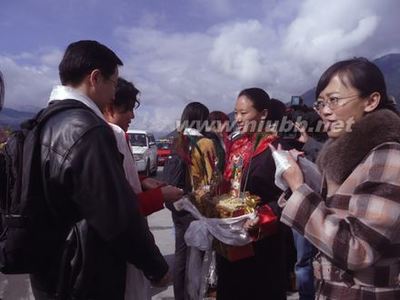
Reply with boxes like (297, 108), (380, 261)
(278, 58), (400, 299)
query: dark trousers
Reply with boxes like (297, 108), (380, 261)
(216, 232), (287, 300)
(292, 230), (317, 300)
(172, 213), (194, 300)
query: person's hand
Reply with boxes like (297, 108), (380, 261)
(282, 150), (304, 191)
(295, 122), (309, 144)
(243, 216), (259, 233)
(161, 185), (184, 203)
(142, 178), (166, 190)
(270, 144), (304, 191)
(151, 271), (173, 288)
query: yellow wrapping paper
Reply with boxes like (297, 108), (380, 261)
(214, 192), (260, 218)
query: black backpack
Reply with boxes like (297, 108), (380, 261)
(162, 152), (191, 215)
(0, 100), (87, 274)
(163, 153), (190, 190)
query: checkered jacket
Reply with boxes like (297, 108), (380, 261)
(281, 142), (400, 299)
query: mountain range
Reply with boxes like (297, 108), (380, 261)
(1, 53), (400, 131)
(0, 107), (35, 129)
(300, 53), (400, 107)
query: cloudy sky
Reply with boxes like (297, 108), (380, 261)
(1, 0), (399, 134)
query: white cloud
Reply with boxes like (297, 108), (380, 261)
(116, 0), (400, 133)
(283, 0), (380, 63)
(40, 49), (63, 66)
(209, 20), (273, 82)
(0, 51), (59, 111)
(1, 0), (399, 135)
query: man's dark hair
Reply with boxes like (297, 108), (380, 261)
(59, 40), (123, 86)
(114, 77), (140, 112)
(0, 71), (4, 111)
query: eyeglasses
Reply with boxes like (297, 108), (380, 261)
(313, 94), (360, 111)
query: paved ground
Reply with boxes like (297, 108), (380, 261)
(0, 274), (33, 299)
(148, 208), (176, 300)
(0, 167), (299, 299)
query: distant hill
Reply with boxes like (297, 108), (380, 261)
(375, 53), (400, 107)
(301, 53), (400, 107)
(0, 107), (35, 129)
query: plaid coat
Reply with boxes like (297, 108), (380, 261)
(280, 110), (400, 299)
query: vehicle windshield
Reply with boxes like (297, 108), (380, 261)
(129, 133), (147, 147)
(157, 142), (171, 150)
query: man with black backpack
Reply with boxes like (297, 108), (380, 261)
(1, 41), (169, 299)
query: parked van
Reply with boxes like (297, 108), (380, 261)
(127, 129), (158, 176)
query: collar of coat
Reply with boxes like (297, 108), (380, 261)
(316, 109), (400, 184)
(183, 128), (203, 137)
(48, 85), (105, 121)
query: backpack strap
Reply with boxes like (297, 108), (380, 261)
(21, 100), (90, 130)
(187, 135), (205, 156)
(187, 135), (212, 187)
(6, 100), (92, 225)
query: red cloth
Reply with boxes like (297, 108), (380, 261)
(257, 204), (278, 238)
(224, 134), (279, 240)
(224, 133), (277, 181)
(243, 204), (278, 242)
(137, 187), (165, 216)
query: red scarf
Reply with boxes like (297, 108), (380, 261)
(224, 133), (277, 181)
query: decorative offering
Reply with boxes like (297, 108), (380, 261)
(214, 192), (260, 218)
(230, 155), (243, 198)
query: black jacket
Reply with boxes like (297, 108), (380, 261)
(240, 138), (290, 215)
(31, 100), (168, 299)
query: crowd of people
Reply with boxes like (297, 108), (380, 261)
(0, 40), (399, 300)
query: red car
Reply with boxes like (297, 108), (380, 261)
(156, 141), (172, 166)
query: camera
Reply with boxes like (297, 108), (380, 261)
(290, 96), (303, 107)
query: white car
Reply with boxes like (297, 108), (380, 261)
(127, 129), (158, 176)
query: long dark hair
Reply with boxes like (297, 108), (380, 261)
(180, 101), (209, 134)
(315, 57), (397, 113)
(268, 98), (287, 122)
(175, 102), (210, 161)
